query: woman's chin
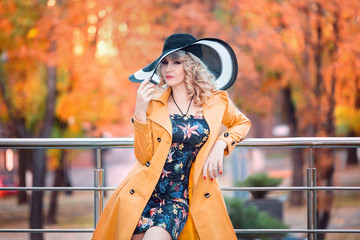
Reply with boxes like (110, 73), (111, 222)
(165, 81), (184, 88)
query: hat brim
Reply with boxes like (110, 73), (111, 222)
(129, 38), (238, 90)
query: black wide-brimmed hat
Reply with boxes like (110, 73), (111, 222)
(129, 33), (238, 90)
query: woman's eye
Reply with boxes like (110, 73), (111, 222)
(174, 61), (181, 64)
(161, 61), (168, 65)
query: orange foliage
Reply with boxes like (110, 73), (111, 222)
(224, 0), (360, 136)
(0, 0), (226, 138)
(1, 0), (359, 138)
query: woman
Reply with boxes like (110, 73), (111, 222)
(92, 33), (251, 240)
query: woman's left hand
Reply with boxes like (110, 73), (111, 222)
(202, 140), (227, 181)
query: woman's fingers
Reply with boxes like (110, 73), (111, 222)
(203, 140), (226, 181)
(202, 164), (208, 180)
(213, 162), (218, 179)
(144, 92), (154, 102)
(142, 81), (155, 92)
(208, 162), (214, 180)
(144, 85), (155, 95)
(137, 78), (155, 103)
(138, 78), (153, 94)
(218, 160), (223, 175)
(134, 78), (156, 122)
(203, 159), (222, 181)
(144, 87), (155, 101)
(139, 77), (151, 88)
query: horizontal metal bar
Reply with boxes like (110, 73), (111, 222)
(0, 229), (94, 233)
(0, 138), (134, 149)
(1, 138), (358, 238)
(0, 187), (116, 191)
(0, 137), (359, 149)
(221, 186), (360, 191)
(1, 228), (360, 234)
(2, 186), (359, 191)
(234, 229), (360, 233)
(238, 137), (360, 148)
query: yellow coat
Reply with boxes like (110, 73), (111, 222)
(92, 88), (251, 240)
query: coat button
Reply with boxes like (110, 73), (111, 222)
(231, 141), (236, 146)
(145, 161), (150, 167)
(129, 189), (135, 194)
(204, 193), (210, 198)
(131, 117), (134, 124)
(224, 132), (229, 137)
(157, 137), (161, 142)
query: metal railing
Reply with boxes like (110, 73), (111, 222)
(0, 137), (360, 240)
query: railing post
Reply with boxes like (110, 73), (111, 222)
(307, 147), (317, 240)
(94, 148), (104, 228)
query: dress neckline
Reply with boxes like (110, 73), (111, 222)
(170, 113), (204, 118)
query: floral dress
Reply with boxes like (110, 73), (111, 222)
(134, 113), (210, 239)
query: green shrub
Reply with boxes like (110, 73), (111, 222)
(235, 173), (283, 198)
(225, 197), (289, 240)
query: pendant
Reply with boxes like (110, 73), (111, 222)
(182, 115), (189, 121)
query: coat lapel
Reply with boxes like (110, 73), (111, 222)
(193, 98), (224, 186)
(148, 88), (172, 137)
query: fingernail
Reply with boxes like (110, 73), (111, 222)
(204, 176), (206, 180)
(220, 171), (222, 175)
(211, 178), (213, 181)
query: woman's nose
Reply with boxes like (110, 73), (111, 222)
(166, 62), (173, 72)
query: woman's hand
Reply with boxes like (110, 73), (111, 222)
(134, 78), (156, 123)
(202, 140), (227, 181)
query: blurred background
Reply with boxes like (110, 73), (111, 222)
(0, 0), (359, 239)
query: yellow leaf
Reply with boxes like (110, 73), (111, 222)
(27, 28), (38, 39)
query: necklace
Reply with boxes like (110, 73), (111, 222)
(171, 94), (194, 121)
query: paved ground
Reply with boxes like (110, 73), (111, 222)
(0, 148), (359, 240)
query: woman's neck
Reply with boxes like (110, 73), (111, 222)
(170, 84), (191, 103)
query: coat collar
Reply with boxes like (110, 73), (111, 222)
(153, 87), (171, 105)
(148, 88), (173, 136)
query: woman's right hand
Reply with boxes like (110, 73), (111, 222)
(134, 78), (156, 123)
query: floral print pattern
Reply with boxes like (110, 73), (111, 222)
(134, 114), (209, 239)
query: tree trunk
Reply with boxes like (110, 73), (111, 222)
(289, 149), (304, 205)
(347, 131), (359, 165)
(312, 3), (339, 239)
(30, 149), (47, 240)
(347, 68), (359, 163)
(47, 189), (58, 225)
(47, 150), (72, 224)
(347, 80), (360, 166)
(281, 88), (305, 206)
(346, 148), (359, 165)
(315, 148), (335, 240)
(18, 149), (30, 204)
(29, 29), (57, 238)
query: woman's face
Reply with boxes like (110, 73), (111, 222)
(160, 55), (186, 87)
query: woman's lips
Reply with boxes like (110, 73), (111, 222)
(165, 75), (174, 79)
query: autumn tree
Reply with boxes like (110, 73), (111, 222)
(0, 2), (55, 239)
(219, 0), (360, 238)
(0, 0), (134, 239)
(0, 0), (226, 239)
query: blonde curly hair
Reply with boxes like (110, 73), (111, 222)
(156, 50), (217, 106)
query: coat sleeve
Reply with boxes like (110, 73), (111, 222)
(132, 103), (154, 165)
(217, 91), (251, 156)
